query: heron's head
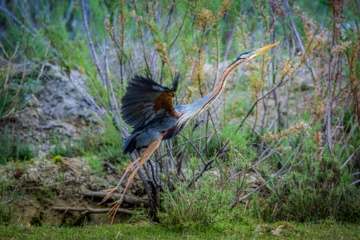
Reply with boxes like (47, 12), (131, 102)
(237, 41), (280, 61)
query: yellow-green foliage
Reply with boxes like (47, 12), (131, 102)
(52, 155), (62, 164)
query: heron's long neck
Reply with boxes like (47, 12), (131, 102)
(176, 59), (243, 126)
(201, 60), (243, 112)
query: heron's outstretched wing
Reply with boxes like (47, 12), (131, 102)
(121, 74), (179, 130)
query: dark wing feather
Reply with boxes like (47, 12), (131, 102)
(121, 74), (179, 130)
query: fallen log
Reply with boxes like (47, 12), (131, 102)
(83, 190), (149, 207)
(53, 207), (135, 215)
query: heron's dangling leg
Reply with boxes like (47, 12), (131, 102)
(106, 135), (164, 224)
(98, 157), (141, 205)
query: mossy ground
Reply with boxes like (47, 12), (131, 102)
(1, 220), (359, 239)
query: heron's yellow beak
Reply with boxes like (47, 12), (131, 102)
(249, 41), (280, 59)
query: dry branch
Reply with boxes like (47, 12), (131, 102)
(234, 71), (299, 136)
(53, 207), (135, 215)
(81, 0), (106, 84)
(84, 191), (149, 207)
(341, 145), (360, 169)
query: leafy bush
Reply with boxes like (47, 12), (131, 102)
(254, 154), (360, 222)
(246, 121), (360, 223)
(158, 178), (234, 229)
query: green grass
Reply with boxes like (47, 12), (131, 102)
(0, 127), (37, 165)
(0, 221), (359, 239)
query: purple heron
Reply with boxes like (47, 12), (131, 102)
(100, 42), (279, 223)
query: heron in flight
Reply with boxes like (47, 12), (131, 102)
(100, 42), (279, 223)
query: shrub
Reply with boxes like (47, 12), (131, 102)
(255, 155), (360, 222)
(158, 177), (235, 230)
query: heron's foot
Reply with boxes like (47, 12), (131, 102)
(101, 138), (162, 224)
(107, 200), (123, 224)
(104, 169), (137, 224)
(97, 187), (119, 205)
(99, 158), (141, 206)
(104, 187), (118, 193)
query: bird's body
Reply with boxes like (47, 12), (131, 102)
(122, 113), (180, 154)
(120, 75), (182, 154)
(100, 42), (280, 223)
(122, 80), (217, 154)
(122, 60), (244, 154)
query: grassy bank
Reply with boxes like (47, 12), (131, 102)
(1, 220), (359, 240)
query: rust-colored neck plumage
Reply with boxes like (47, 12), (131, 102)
(176, 59), (245, 127)
(202, 59), (244, 111)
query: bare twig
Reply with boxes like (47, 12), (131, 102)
(219, 23), (237, 78)
(169, 3), (189, 50)
(53, 207), (136, 215)
(84, 191), (148, 207)
(341, 146), (360, 169)
(234, 71), (299, 135)
(81, 0), (106, 84)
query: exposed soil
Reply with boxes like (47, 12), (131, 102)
(0, 157), (147, 226)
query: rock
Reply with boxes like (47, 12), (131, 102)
(271, 223), (296, 236)
(0, 60), (103, 154)
(246, 172), (263, 188)
(255, 224), (269, 234)
(271, 225), (285, 236)
(22, 64), (100, 138)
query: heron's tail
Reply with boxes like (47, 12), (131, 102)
(122, 132), (139, 155)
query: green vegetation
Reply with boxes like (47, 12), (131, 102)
(1, 220), (360, 239)
(258, 154), (360, 222)
(47, 120), (127, 166)
(0, 127), (36, 165)
(52, 155), (63, 164)
(86, 116), (127, 164)
(48, 131), (78, 158)
(0, 180), (23, 225)
(158, 177), (235, 230)
(0, 65), (41, 119)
